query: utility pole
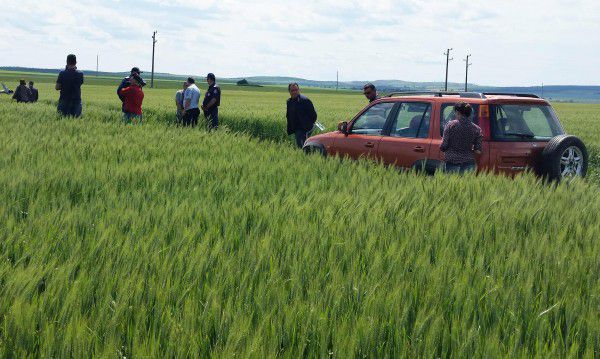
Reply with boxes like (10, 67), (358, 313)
(463, 54), (472, 92)
(336, 70), (339, 91)
(151, 31), (157, 88)
(444, 48), (453, 91)
(96, 53), (99, 77)
(541, 82), (544, 98)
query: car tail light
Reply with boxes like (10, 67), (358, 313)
(479, 105), (491, 139)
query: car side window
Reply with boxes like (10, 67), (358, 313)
(440, 103), (479, 136)
(389, 102), (431, 138)
(351, 102), (395, 136)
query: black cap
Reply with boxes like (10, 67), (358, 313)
(207, 73), (215, 81)
(131, 67), (142, 74)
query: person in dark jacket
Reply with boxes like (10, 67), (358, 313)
(28, 81), (39, 102)
(55, 54), (84, 117)
(440, 102), (483, 174)
(12, 79), (32, 102)
(201, 73), (221, 130)
(286, 83), (317, 148)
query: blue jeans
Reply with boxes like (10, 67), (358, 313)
(445, 162), (476, 174)
(123, 112), (143, 124)
(57, 100), (82, 118)
(294, 129), (312, 149)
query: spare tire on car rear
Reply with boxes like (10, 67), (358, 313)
(541, 135), (588, 181)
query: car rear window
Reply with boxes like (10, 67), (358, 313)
(440, 103), (479, 136)
(490, 104), (564, 141)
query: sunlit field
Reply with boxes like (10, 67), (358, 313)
(0, 71), (599, 357)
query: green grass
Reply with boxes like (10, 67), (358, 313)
(0, 74), (599, 357)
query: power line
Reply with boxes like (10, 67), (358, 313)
(464, 54), (472, 92)
(444, 48), (453, 91)
(151, 31), (157, 88)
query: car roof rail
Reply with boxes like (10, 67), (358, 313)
(386, 91), (485, 99)
(482, 92), (540, 99)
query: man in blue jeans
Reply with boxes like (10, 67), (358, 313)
(55, 54), (84, 117)
(286, 83), (317, 148)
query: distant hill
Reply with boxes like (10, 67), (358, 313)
(2, 67), (599, 103)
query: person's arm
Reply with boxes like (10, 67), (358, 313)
(55, 73), (62, 91)
(204, 98), (217, 111)
(117, 78), (127, 99)
(183, 89), (192, 112)
(307, 99), (317, 124)
(440, 123), (451, 152)
(473, 127), (483, 155)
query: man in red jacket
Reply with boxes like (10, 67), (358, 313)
(118, 74), (145, 124)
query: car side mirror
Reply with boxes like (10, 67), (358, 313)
(338, 121), (349, 136)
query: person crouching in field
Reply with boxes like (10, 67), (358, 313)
(118, 74), (145, 124)
(28, 81), (38, 102)
(440, 102), (483, 174)
(56, 54), (84, 117)
(286, 83), (317, 148)
(12, 79), (31, 103)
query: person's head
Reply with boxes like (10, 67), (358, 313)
(206, 73), (216, 85)
(363, 83), (377, 101)
(182, 81), (188, 90)
(288, 82), (300, 99)
(130, 74), (143, 87)
(186, 77), (195, 87)
(131, 67), (141, 76)
(19, 79), (26, 86)
(28, 81), (34, 87)
(66, 54), (77, 67)
(454, 102), (473, 119)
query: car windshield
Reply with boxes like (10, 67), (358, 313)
(491, 104), (564, 140)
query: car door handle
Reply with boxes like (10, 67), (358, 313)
(365, 142), (375, 148)
(414, 146), (426, 153)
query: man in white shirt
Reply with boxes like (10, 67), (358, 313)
(182, 77), (201, 127)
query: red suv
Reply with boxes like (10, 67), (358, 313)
(303, 92), (588, 181)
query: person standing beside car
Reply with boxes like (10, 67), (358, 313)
(440, 102), (483, 174)
(55, 54), (84, 117)
(286, 83), (317, 148)
(363, 83), (380, 103)
(201, 73), (221, 130)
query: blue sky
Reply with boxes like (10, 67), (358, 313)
(1, 0), (599, 86)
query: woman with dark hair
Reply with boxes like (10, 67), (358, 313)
(440, 102), (483, 174)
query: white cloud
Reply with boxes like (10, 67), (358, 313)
(0, 0), (599, 85)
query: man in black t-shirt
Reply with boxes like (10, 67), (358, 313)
(55, 54), (84, 117)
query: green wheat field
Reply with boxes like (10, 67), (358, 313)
(0, 72), (599, 357)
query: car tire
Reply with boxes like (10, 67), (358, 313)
(303, 145), (327, 157)
(541, 135), (588, 181)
